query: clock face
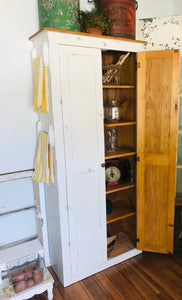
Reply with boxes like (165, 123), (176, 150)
(105, 166), (121, 183)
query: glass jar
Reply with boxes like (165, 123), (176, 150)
(105, 128), (118, 153)
(105, 99), (120, 122)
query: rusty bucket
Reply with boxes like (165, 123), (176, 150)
(102, 0), (137, 39)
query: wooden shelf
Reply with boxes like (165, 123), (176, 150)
(106, 182), (135, 194)
(105, 147), (136, 160)
(29, 27), (147, 44)
(104, 121), (136, 127)
(107, 233), (135, 258)
(103, 85), (135, 89)
(107, 201), (135, 224)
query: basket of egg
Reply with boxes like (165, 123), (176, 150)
(7, 253), (45, 293)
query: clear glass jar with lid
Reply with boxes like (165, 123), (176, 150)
(105, 99), (120, 122)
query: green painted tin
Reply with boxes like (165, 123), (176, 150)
(38, 0), (80, 31)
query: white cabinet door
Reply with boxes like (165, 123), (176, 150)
(59, 45), (107, 275)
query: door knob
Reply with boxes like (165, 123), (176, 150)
(175, 104), (178, 109)
(101, 163), (105, 168)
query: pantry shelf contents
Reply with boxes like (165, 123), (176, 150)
(103, 50), (137, 258)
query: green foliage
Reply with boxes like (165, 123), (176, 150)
(78, 8), (113, 35)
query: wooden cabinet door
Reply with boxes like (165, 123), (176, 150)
(137, 50), (180, 254)
(58, 45), (107, 276)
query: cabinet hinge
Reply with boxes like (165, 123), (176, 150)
(168, 223), (174, 227)
(136, 238), (140, 243)
(137, 156), (140, 162)
(136, 62), (141, 69)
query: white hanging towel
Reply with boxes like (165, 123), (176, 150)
(33, 131), (54, 184)
(33, 56), (49, 113)
(48, 144), (54, 183)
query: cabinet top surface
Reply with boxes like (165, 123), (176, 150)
(29, 27), (147, 45)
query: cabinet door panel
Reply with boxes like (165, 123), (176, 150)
(137, 50), (180, 254)
(59, 45), (107, 275)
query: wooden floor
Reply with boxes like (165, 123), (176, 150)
(30, 252), (182, 300)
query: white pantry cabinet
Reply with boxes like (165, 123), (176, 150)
(59, 45), (107, 273)
(29, 29), (179, 287)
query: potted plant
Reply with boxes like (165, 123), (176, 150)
(78, 8), (113, 35)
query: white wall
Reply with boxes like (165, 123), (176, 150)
(0, 0), (39, 174)
(80, 0), (182, 21)
(136, 0), (173, 19)
(173, 0), (182, 15)
(0, 0), (50, 265)
(79, 0), (94, 11)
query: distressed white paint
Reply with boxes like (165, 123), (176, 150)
(137, 16), (182, 50)
(59, 45), (107, 276)
(30, 29), (145, 52)
(0, 170), (33, 182)
(0, 169), (49, 265)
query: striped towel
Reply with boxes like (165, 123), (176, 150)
(33, 56), (49, 114)
(33, 131), (54, 184)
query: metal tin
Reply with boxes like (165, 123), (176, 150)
(38, 0), (80, 31)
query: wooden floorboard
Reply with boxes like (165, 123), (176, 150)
(29, 252), (182, 300)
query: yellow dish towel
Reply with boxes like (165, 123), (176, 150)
(33, 131), (54, 184)
(33, 56), (49, 113)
